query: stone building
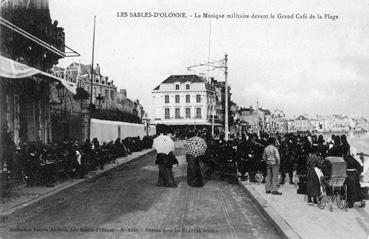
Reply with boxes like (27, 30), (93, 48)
(0, 0), (78, 144)
(53, 62), (117, 108)
(293, 115), (313, 132)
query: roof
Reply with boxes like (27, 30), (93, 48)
(153, 75), (206, 90)
(296, 115), (308, 120)
(261, 109), (271, 115)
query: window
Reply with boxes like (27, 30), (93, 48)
(175, 84), (179, 90)
(175, 108), (180, 118)
(196, 108), (202, 118)
(186, 108), (191, 118)
(196, 94), (201, 103)
(186, 84), (190, 90)
(186, 95), (190, 103)
(165, 108), (170, 119)
(175, 95), (180, 103)
(110, 90), (115, 100)
(105, 89), (109, 98)
(165, 95), (169, 103)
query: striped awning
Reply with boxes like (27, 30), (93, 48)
(0, 55), (76, 94)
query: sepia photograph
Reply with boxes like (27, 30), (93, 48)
(0, 0), (369, 238)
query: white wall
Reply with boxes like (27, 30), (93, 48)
(90, 118), (155, 143)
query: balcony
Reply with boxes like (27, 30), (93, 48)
(0, 8), (66, 71)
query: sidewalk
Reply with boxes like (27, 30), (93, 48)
(239, 180), (369, 239)
(0, 148), (155, 217)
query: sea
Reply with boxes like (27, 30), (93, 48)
(313, 132), (369, 172)
(315, 132), (369, 154)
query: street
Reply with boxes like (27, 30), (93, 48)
(0, 145), (281, 239)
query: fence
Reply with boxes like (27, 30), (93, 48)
(90, 118), (156, 143)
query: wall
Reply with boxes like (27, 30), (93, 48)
(90, 118), (155, 143)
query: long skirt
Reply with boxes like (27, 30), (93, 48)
(186, 155), (203, 187)
(307, 168), (320, 197)
(157, 165), (176, 187)
(345, 170), (362, 205)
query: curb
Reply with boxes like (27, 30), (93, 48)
(0, 149), (156, 217)
(238, 181), (302, 239)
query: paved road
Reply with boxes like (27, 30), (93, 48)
(0, 147), (281, 239)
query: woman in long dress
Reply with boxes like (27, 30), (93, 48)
(155, 151), (178, 187)
(343, 147), (364, 208)
(186, 154), (203, 187)
(306, 148), (324, 205)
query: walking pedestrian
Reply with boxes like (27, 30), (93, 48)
(262, 138), (282, 195)
(155, 151), (178, 187)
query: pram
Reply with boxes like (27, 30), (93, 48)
(319, 157), (348, 211)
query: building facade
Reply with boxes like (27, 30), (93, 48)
(0, 0), (70, 144)
(293, 115), (313, 132)
(271, 109), (288, 133)
(152, 75), (222, 129)
(53, 63), (117, 109)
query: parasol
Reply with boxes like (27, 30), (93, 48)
(153, 134), (175, 155)
(184, 136), (207, 157)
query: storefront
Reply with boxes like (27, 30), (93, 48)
(0, 55), (76, 144)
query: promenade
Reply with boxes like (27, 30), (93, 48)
(0, 141), (280, 239)
(240, 180), (369, 239)
(0, 148), (155, 217)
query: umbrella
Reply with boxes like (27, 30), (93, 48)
(153, 134), (175, 155)
(185, 136), (207, 157)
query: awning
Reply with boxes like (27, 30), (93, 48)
(0, 55), (76, 94)
(153, 120), (223, 126)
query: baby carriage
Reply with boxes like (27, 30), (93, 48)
(319, 157), (348, 211)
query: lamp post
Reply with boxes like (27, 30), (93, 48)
(187, 53), (229, 141)
(87, 16), (96, 141)
(211, 101), (215, 138)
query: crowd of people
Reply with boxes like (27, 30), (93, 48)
(228, 133), (368, 207)
(1, 131), (154, 191)
(154, 130), (369, 209)
(3, 126), (368, 210)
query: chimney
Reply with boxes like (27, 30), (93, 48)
(96, 64), (100, 75)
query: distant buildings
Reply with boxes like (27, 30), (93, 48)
(51, 63), (146, 120)
(287, 114), (369, 133)
(236, 106), (275, 135)
(293, 115), (313, 132)
(234, 105), (369, 135)
(52, 63), (117, 108)
(272, 109), (288, 133)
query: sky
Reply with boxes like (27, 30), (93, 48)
(49, 0), (369, 119)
